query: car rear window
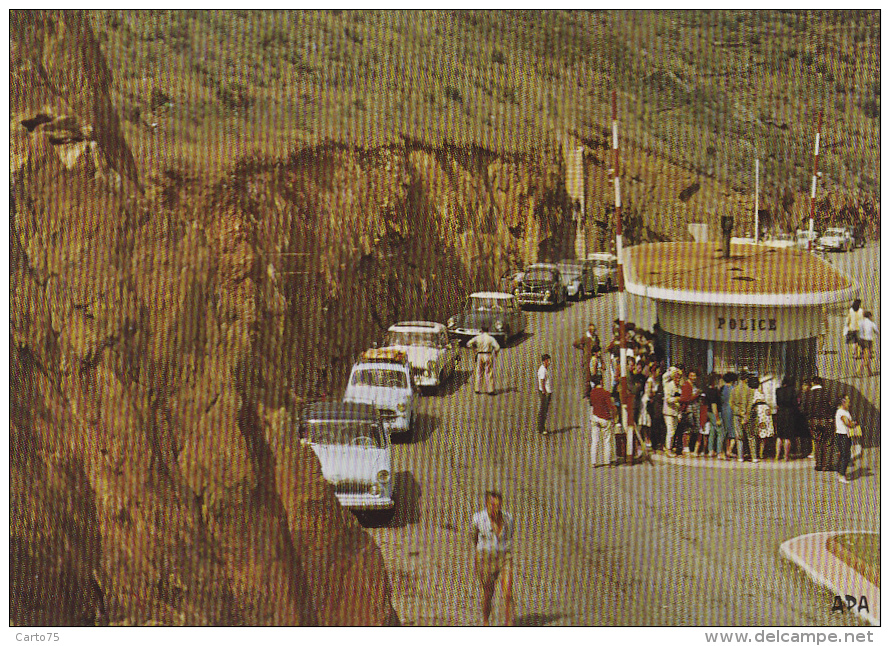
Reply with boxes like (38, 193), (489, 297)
(351, 369), (408, 388)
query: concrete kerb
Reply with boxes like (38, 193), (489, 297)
(780, 532), (880, 626)
(648, 453), (814, 469)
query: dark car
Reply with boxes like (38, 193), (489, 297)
(447, 291), (527, 347)
(556, 260), (597, 300)
(515, 264), (568, 309)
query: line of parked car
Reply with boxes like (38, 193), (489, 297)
(296, 253), (619, 522)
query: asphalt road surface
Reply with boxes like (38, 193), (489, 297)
(365, 243), (880, 627)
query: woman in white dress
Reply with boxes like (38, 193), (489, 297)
(752, 382), (775, 460)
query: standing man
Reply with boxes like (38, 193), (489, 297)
(855, 311), (879, 377)
(662, 367), (683, 457)
(589, 373), (617, 466)
(834, 395), (857, 483)
(719, 372), (738, 459)
(729, 372), (756, 462)
(537, 354), (553, 436)
(572, 323), (601, 399)
(799, 376), (834, 472)
(678, 369), (702, 455)
(467, 326), (500, 395)
(471, 491), (514, 626)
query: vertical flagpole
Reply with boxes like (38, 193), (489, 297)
(808, 111), (823, 250)
(612, 91), (632, 462)
(754, 159), (759, 243)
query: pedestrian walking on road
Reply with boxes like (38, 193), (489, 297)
(834, 395), (857, 483)
(799, 376), (834, 472)
(845, 299), (864, 361)
(572, 323), (601, 399)
(472, 491), (514, 626)
(855, 311), (879, 377)
(537, 354), (553, 436)
(589, 373), (617, 466)
(467, 327), (501, 395)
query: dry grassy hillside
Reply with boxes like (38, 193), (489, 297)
(91, 9), (879, 236)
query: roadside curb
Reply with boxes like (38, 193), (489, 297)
(779, 532), (880, 626)
(648, 453), (813, 470)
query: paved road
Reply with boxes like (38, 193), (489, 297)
(365, 243), (880, 626)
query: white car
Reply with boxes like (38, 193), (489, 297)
(383, 321), (460, 390)
(817, 227), (853, 252)
(343, 348), (414, 436)
(300, 401), (394, 517)
(796, 229), (819, 251)
(587, 252), (618, 292)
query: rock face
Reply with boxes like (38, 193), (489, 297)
(10, 10), (398, 626)
(10, 11), (579, 626)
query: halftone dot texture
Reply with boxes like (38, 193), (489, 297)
(10, 9), (878, 627)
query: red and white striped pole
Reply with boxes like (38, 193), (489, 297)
(612, 90), (632, 462)
(808, 111), (822, 249)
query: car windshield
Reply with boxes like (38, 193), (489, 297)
(525, 269), (555, 282)
(386, 330), (439, 348)
(351, 369), (408, 388)
(307, 420), (384, 447)
(468, 296), (508, 311)
(825, 228), (844, 236)
(558, 264), (582, 278)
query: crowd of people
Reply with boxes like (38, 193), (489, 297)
(573, 320), (865, 482)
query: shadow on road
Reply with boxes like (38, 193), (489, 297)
(823, 378), (881, 448)
(435, 368), (471, 397)
(395, 412), (438, 445)
(506, 330), (535, 348)
(390, 470), (421, 528)
(514, 612), (566, 627)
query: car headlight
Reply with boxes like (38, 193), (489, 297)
(494, 320), (505, 331)
(377, 470), (391, 484)
(397, 403), (407, 412)
(514, 287), (520, 295)
(544, 290), (551, 299)
(447, 316), (456, 328)
(369, 483), (381, 496)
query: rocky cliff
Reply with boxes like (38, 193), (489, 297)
(9, 10), (580, 625)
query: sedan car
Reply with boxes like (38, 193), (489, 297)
(557, 260), (597, 300)
(515, 264), (568, 309)
(447, 291), (527, 347)
(300, 401), (394, 519)
(817, 227), (853, 252)
(587, 252), (618, 293)
(383, 321), (460, 391)
(343, 348), (414, 437)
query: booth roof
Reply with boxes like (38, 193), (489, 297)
(623, 242), (856, 306)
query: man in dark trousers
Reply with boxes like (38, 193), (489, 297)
(572, 323), (601, 399)
(799, 376), (835, 471)
(537, 354), (553, 436)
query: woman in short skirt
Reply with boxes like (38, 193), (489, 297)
(752, 382), (775, 460)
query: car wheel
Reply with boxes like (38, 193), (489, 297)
(607, 279), (613, 292)
(371, 506), (395, 526)
(497, 333), (508, 348)
(578, 287), (585, 301)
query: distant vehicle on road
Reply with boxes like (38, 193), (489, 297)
(300, 401), (394, 520)
(796, 229), (819, 251)
(383, 321), (460, 391)
(762, 232), (796, 249)
(587, 252), (618, 293)
(343, 348), (414, 437)
(817, 227), (854, 252)
(447, 291), (527, 347)
(498, 269), (525, 294)
(515, 263), (568, 309)
(557, 259), (597, 300)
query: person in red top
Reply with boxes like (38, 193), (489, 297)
(677, 369), (701, 455)
(589, 373), (617, 466)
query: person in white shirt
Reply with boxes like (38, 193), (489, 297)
(845, 299), (864, 360)
(537, 354), (553, 436)
(467, 326), (501, 395)
(471, 491), (514, 626)
(834, 394), (857, 483)
(855, 311), (879, 377)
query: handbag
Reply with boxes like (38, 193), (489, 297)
(849, 423), (862, 439)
